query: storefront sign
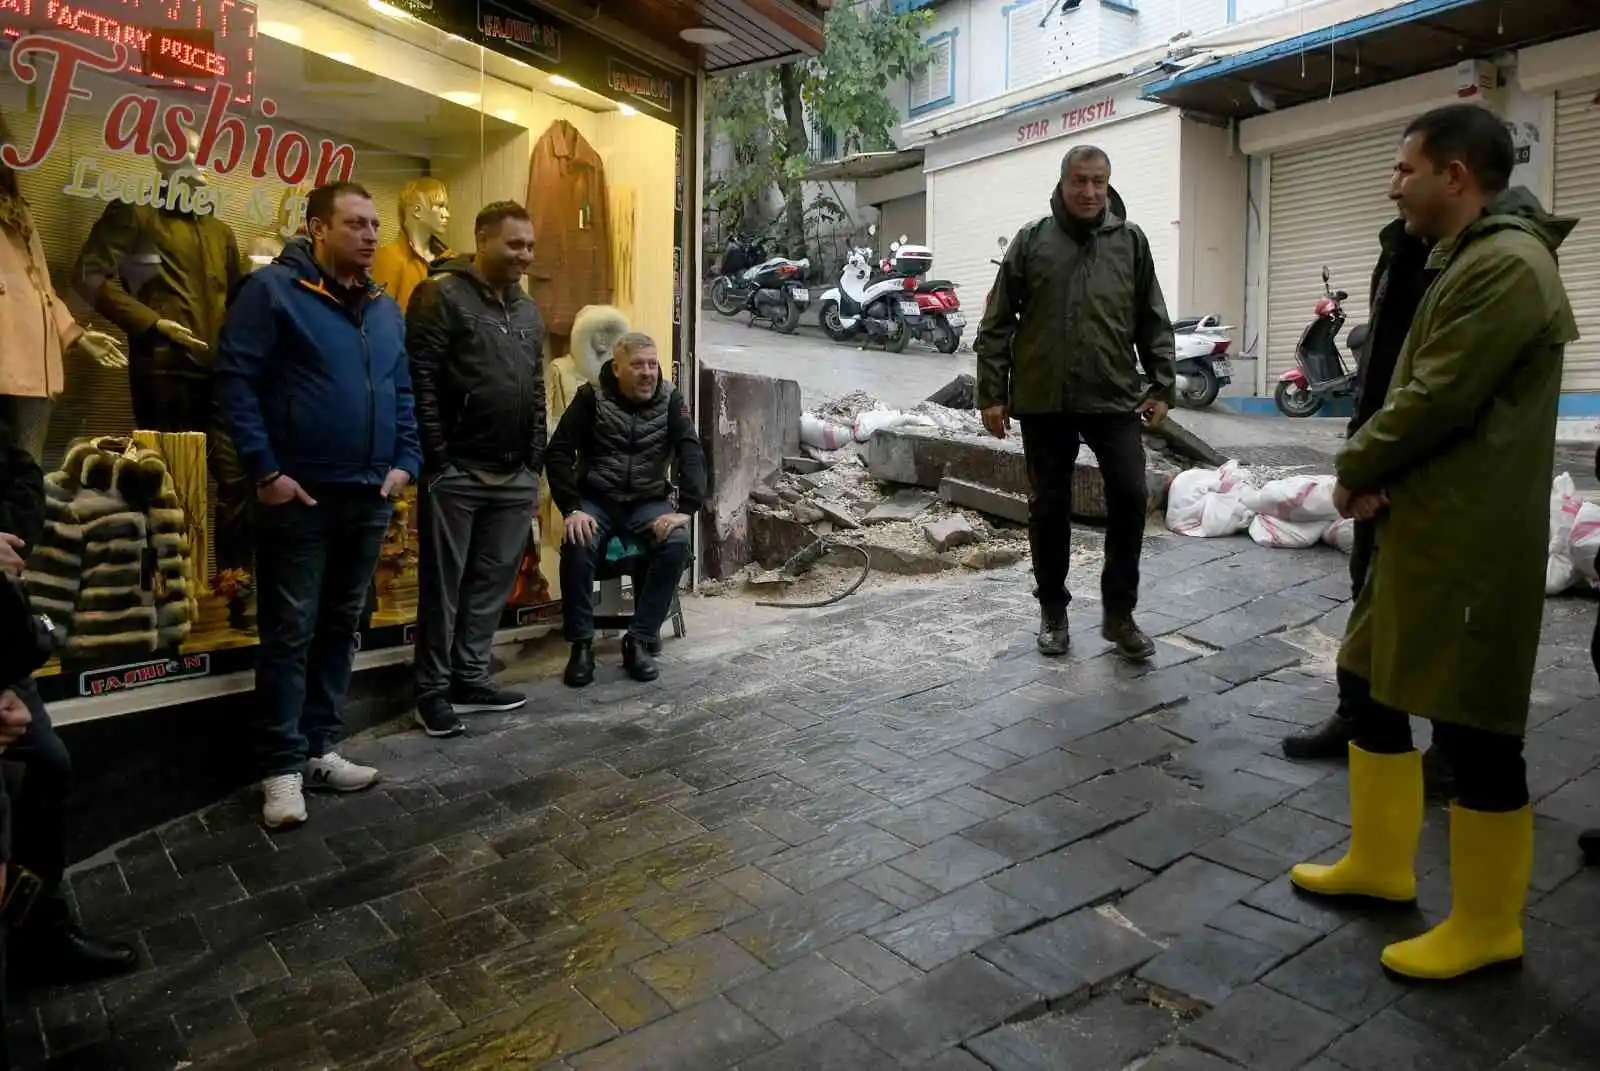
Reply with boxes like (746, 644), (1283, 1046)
(1016, 95), (1119, 145)
(2, 35), (358, 192)
(923, 87), (1164, 174)
(475, 0), (561, 66)
(674, 128), (684, 212)
(673, 245), (683, 326)
(607, 56), (672, 114)
(79, 653), (210, 697)
(0, 0), (257, 103)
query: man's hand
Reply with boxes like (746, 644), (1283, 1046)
(381, 469), (412, 500)
(564, 511), (599, 546)
(1137, 398), (1170, 430)
(154, 318), (208, 354)
(257, 474), (316, 507)
(73, 330), (127, 369)
(1333, 483), (1388, 521)
(982, 405), (1010, 440)
(650, 513), (690, 542)
(0, 532), (26, 578)
(0, 688), (33, 751)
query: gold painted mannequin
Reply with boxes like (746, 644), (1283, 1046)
(371, 177), (450, 313)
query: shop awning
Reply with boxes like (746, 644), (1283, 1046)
(1142, 0), (1600, 120)
(805, 148), (925, 182)
(627, 0), (829, 73)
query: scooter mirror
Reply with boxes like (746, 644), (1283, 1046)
(868, 223), (878, 237)
(899, 235), (908, 244)
(890, 241), (901, 253)
(997, 235), (1009, 251)
(1321, 266), (1330, 283)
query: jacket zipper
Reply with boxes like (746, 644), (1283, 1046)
(362, 320), (375, 472)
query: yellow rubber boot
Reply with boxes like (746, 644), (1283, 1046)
(1290, 744), (1422, 902)
(1380, 803), (1532, 981)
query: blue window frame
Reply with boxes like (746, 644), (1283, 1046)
(1103, 0), (1139, 13)
(908, 28), (958, 117)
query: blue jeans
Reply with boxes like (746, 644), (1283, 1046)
(254, 487), (392, 777)
(560, 498), (690, 644)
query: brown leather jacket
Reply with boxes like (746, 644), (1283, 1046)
(526, 120), (612, 337)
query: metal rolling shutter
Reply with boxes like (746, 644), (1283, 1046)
(1554, 85), (1600, 390)
(1264, 126), (1403, 382)
(929, 109), (1180, 325)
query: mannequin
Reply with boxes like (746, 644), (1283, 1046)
(74, 125), (253, 627)
(371, 177), (451, 313)
(245, 184), (310, 271)
(0, 112), (125, 462)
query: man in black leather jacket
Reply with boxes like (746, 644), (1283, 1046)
(406, 202), (546, 738)
(1281, 217), (1450, 791)
(0, 419), (137, 992)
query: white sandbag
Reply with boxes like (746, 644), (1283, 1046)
(1570, 500), (1600, 586)
(1242, 475), (1338, 523)
(1547, 472), (1580, 594)
(800, 412), (854, 451)
(1249, 514), (1329, 549)
(1324, 517), (1356, 554)
(1165, 462), (1256, 538)
(852, 409), (936, 442)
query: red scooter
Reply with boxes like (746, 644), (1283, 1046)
(1275, 266), (1368, 418)
(879, 239), (965, 354)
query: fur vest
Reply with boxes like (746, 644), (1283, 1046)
(24, 437), (198, 662)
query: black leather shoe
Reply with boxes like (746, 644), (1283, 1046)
(564, 642), (595, 688)
(13, 921), (138, 988)
(1103, 615), (1156, 662)
(1580, 829), (1600, 867)
(1281, 714), (1357, 761)
(1037, 605), (1069, 657)
(622, 634), (660, 682)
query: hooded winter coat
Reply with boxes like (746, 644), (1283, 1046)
(1336, 188), (1580, 736)
(974, 182), (1176, 415)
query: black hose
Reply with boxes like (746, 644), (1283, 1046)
(755, 540), (873, 609)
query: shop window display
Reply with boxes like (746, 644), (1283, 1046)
(0, 0), (688, 703)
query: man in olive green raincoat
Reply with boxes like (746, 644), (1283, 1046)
(1288, 104), (1579, 984)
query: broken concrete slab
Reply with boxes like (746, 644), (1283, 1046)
(783, 455), (827, 474)
(816, 500), (862, 530)
(856, 540), (960, 575)
(750, 486), (783, 507)
(941, 478), (1029, 524)
(863, 488), (938, 525)
(699, 368), (803, 578)
(1150, 416), (1227, 468)
(924, 515), (979, 553)
(963, 546), (1025, 570)
(926, 373), (977, 411)
(748, 509), (819, 570)
(792, 502), (826, 525)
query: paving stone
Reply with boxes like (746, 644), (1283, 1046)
(566, 995), (775, 1070)
(1323, 1007), (1497, 1071)
(1227, 805), (1350, 862)
(1097, 802), (1237, 870)
(715, 865), (802, 909)
(888, 835), (1012, 893)
(759, 824), (916, 894)
(632, 879), (757, 942)
(549, 863), (670, 924)
(573, 967), (672, 1032)
(415, 848), (580, 920)
(1138, 927), (1288, 1007)
(229, 838), (344, 894)
(869, 882), (1043, 970)
(556, 805), (707, 869)
(840, 954), (1043, 1065)
(631, 821), (787, 891)
(1261, 915), (1416, 1024)
(938, 785), (1017, 820)
(427, 963), (516, 1024)
(856, 752), (994, 807)
(410, 990), (620, 1069)
(346, 907), (526, 994)
(868, 798), (986, 846)
(299, 847), (455, 914)
(979, 906), (1163, 998)
(1068, 721), (1191, 771)
(316, 982), (460, 1065)
(139, 915), (209, 968)
(1117, 856), (1263, 942)
(726, 952), (878, 1038)
(820, 934), (923, 993)
(1134, 1046), (1249, 1071)
(968, 992), (1176, 1071)
(1242, 874), (1374, 935)
(629, 931), (769, 1010)
(1181, 984), (1348, 1071)
(726, 882), (902, 967)
(1195, 636), (1307, 685)
(1066, 766), (1201, 823)
(1183, 594), (1328, 649)
(101, 943), (289, 1028)
(185, 1024), (335, 1070)
(975, 749), (1111, 805)
(985, 839), (1148, 916)
(739, 1021), (894, 1071)
(238, 961), (372, 1036)
(1207, 903), (1321, 956)
(962, 795), (1119, 862)
(981, 719), (1077, 759)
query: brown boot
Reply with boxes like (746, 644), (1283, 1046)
(1103, 615), (1155, 662)
(1282, 714), (1357, 761)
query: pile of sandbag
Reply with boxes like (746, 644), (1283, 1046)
(800, 408), (938, 451)
(1546, 473), (1600, 594)
(1165, 463), (1349, 552)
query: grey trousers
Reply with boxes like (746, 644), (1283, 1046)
(0, 394), (53, 462)
(414, 465), (538, 701)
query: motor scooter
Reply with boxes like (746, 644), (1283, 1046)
(709, 234), (810, 334)
(817, 225), (923, 352)
(1172, 315), (1235, 409)
(1275, 266), (1367, 418)
(873, 236), (965, 353)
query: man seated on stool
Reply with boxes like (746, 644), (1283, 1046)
(545, 332), (705, 687)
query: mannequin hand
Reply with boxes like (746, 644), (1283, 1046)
(155, 319), (209, 355)
(75, 330), (128, 369)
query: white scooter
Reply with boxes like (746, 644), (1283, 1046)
(817, 225), (923, 353)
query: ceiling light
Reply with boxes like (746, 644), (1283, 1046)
(618, 104), (638, 116)
(442, 90), (482, 107)
(327, 51), (354, 63)
(259, 20), (304, 44)
(368, 0), (413, 20)
(680, 26), (734, 46)
(549, 75), (580, 88)
(495, 107), (519, 122)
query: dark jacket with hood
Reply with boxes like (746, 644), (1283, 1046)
(974, 182), (1176, 415)
(405, 257), (547, 475)
(544, 363), (706, 518)
(215, 238), (423, 488)
(1337, 186), (1579, 736)
(0, 416), (42, 866)
(1351, 218), (1436, 438)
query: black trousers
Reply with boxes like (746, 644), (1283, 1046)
(1019, 412), (1147, 617)
(4, 678), (71, 900)
(1341, 670), (1527, 812)
(129, 367), (253, 575)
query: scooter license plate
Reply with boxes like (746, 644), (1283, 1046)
(791, 288), (809, 303)
(946, 313), (966, 328)
(898, 301), (920, 317)
(1211, 359), (1232, 377)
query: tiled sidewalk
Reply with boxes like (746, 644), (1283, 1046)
(15, 533), (1600, 1069)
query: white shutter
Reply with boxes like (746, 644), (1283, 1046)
(1007, 1), (1051, 90)
(1264, 127), (1403, 381)
(1554, 85), (1600, 390)
(929, 110), (1180, 323)
(909, 36), (954, 113)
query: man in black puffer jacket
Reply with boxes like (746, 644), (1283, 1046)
(406, 201), (545, 738)
(545, 333), (706, 688)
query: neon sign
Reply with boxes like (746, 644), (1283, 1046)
(0, 0), (257, 104)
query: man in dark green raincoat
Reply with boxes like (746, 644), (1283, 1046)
(1288, 104), (1579, 982)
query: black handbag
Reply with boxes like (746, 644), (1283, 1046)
(0, 575), (55, 688)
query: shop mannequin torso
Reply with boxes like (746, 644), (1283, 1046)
(373, 179), (451, 314)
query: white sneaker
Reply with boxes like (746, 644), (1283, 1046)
(306, 752), (381, 793)
(261, 773), (307, 830)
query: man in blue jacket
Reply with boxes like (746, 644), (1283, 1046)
(216, 181), (422, 830)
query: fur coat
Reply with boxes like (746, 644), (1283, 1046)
(24, 437), (198, 662)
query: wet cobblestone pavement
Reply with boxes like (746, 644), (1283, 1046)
(17, 533), (1600, 1069)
